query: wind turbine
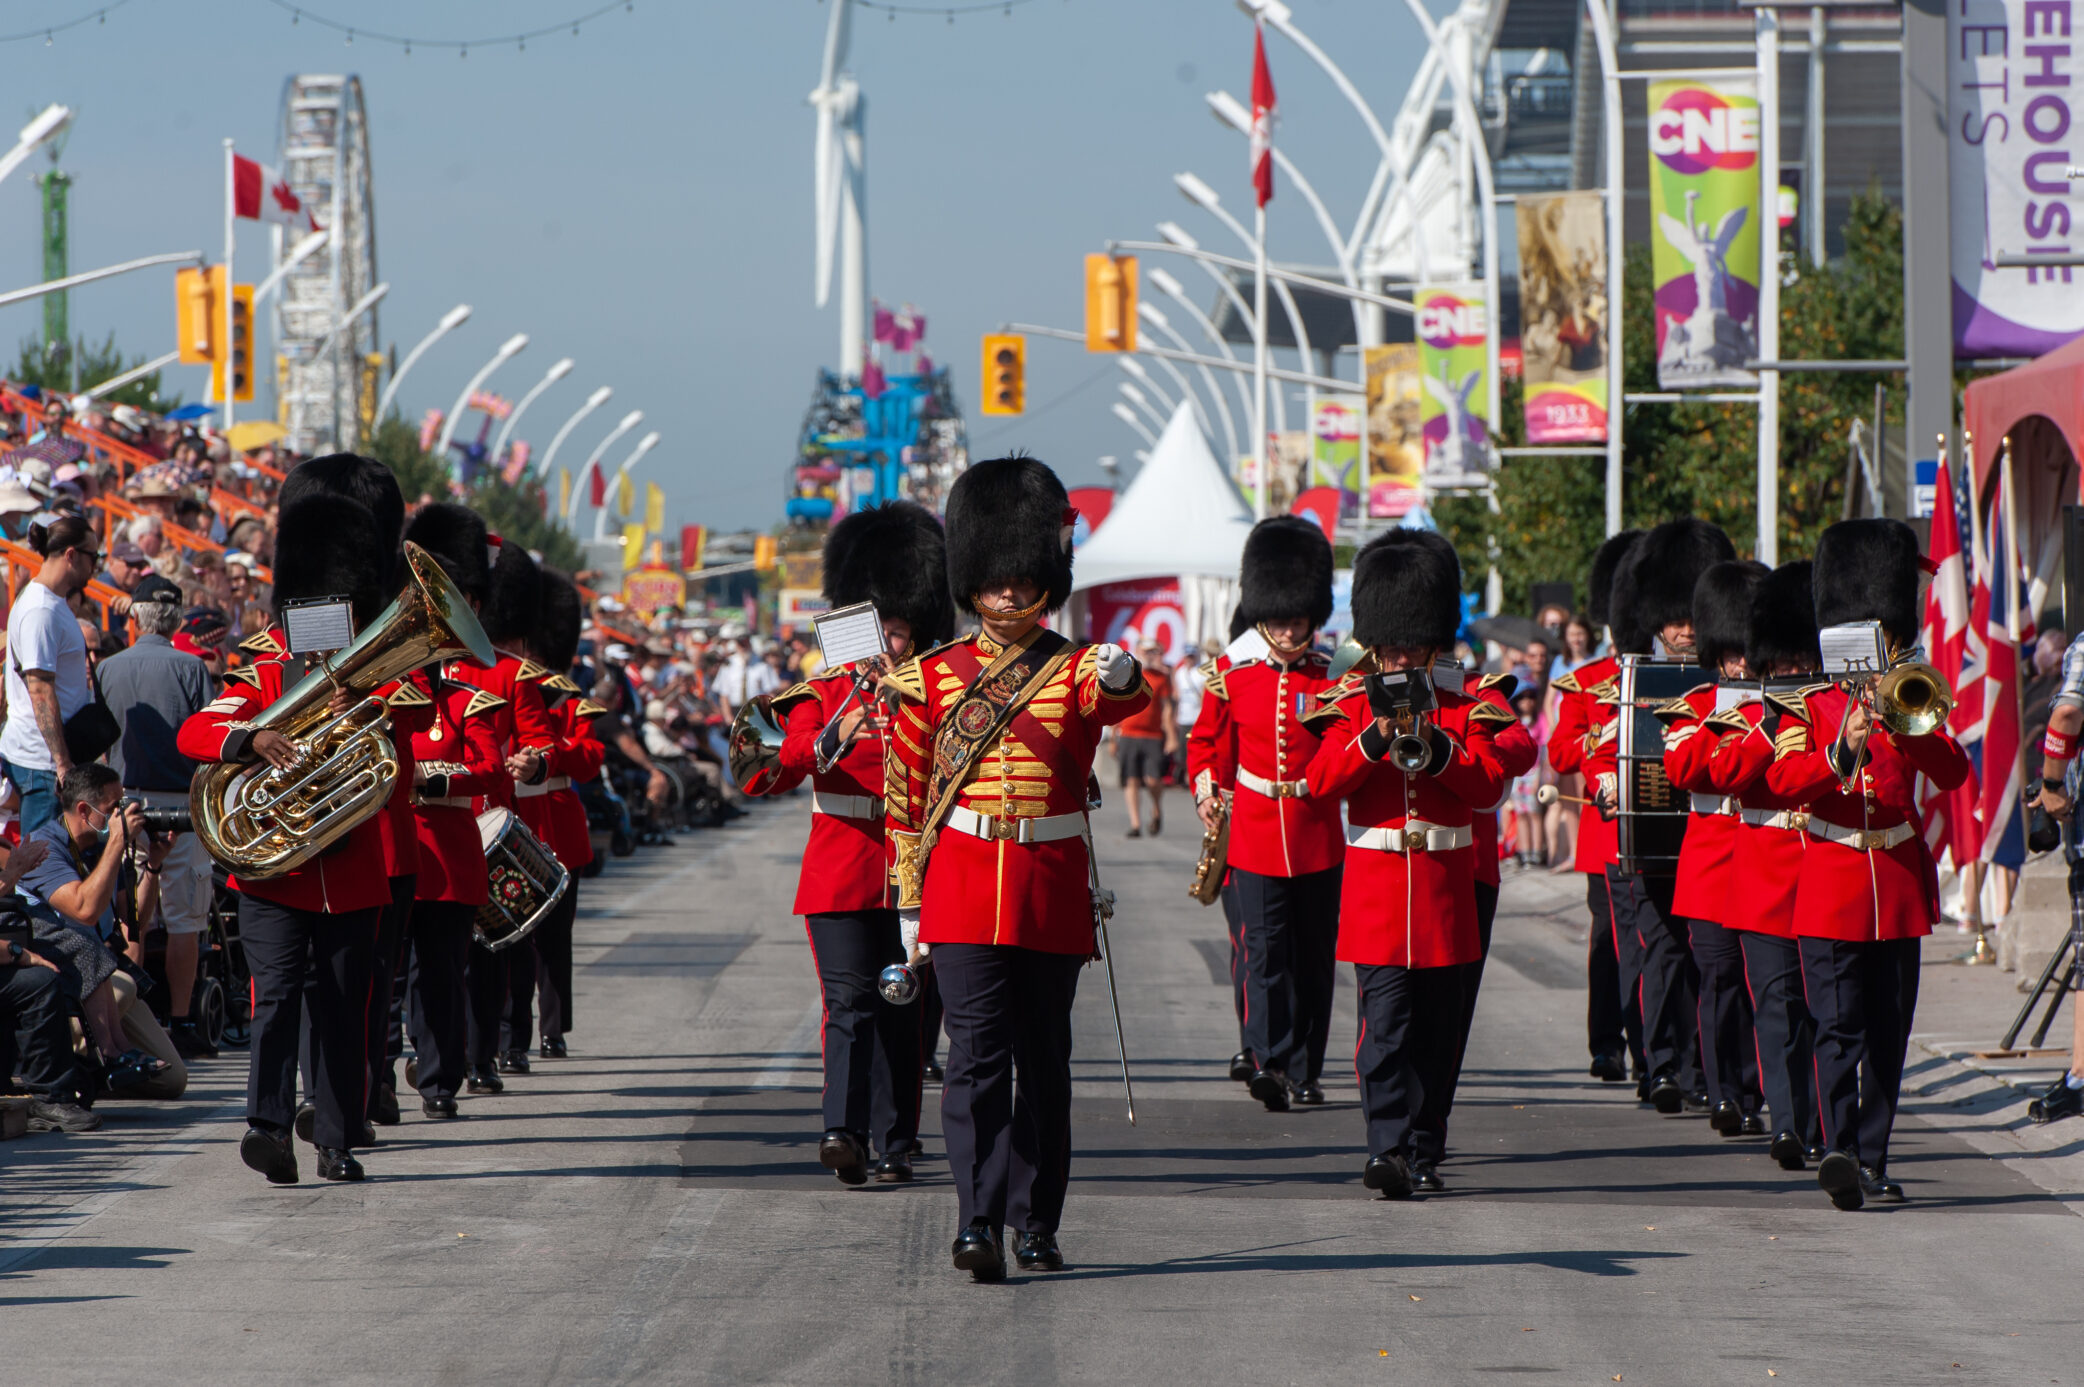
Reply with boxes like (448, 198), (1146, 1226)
(810, 0), (869, 380)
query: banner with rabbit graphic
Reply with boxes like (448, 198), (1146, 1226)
(1646, 77), (1763, 390)
(1414, 285), (1497, 490)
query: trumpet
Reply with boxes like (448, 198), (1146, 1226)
(1871, 657), (1953, 737)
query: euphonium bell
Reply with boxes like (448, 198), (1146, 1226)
(1873, 658), (1953, 737)
(726, 695), (788, 792)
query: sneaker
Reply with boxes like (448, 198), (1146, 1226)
(169, 1020), (218, 1060)
(26, 1098), (101, 1133)
(2028, 1077), (2083, 1125)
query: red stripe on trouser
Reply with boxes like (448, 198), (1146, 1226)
(803, 921), (833, 1117)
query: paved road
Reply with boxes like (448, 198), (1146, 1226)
(3, 794), (2079, 1386)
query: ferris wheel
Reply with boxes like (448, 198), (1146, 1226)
(274, 74), (379, 455)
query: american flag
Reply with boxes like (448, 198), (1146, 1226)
(1977, 475), (2026, 867)
(1918, 456), (1976, 861)
(1250, 23), (1275, 209)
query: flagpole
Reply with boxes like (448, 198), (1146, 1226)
(222, 138), (236, 429)
(1253, 200), (1269, 523)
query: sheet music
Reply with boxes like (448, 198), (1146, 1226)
(282, 598), (354, 655)
(814, 601), (887, 670)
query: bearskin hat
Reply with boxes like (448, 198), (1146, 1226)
(1351, 528), (1461, 650)
(1611, 519), (1736, 656)
(1746, 560), (1820, 674)
(1586, 529), (1642, 630)
(402, 502), (490, 606)
(482, 538), (541, 646)
(535, 568), (583, 673)
(943, 455), (1074, 615)
(280, 454), (404, 555)
(1813, 518), (1921, 647)
(1237, 516), (1335, 631)
(1228, 604), (1249, 642)
(822, 500), (957, 649)
(272, 495), (387, 629)
(1691, 560), (1769, 672)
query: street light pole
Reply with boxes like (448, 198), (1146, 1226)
(1135, 302), (1238, 460)
(436, 332), (529, 471)
(376, 303), (472, 422)
(1110, 401), (1160, 449)
(1144, 263), (1260, 432)
(536, 385), (614, 480)
(1118, 381), (1171, 434)
(594, 430), (663, 541)
(0, 105), (70, 190)
(564, 409), (646, 527)
(492, 357), (575, 471)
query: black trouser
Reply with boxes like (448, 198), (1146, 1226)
(465, 938), (508, 1070)
(1587, 870), (1646, 1070)
(360, 875), (415, 1112)
(806, 910), (921, 1154)
(1415, 880), (1499, 1164)
(243, 894), (378, 1150)
(0, 957), (85, 1102)
(1740, 930), (1819, 1146)
(1614, 869), (1700, 1091)
(1689, 916), (1760, 1114)
(1234, 866), (1342, 1081)
(531, 880), (578, 1043)
(499, 930), (543, 1056)
(1357, 962), (1464, 1162)
(1220, 875), (1246, 1048)
(920, 962), (945, 1069)
(407, 901), (475, 1102)
(934, 942), (1084, 1236)
(1800, 935), (1920, 1173)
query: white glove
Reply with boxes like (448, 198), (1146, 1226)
(899, 908), (924, 960)
(1093, 642), (1138, 693)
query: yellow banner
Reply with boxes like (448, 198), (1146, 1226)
(558, 468), (571, 519)
(644, 481), (664, 534)
(621, 522), (646, 573)
(617, 472), (634, 517)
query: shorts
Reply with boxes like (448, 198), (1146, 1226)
(1116, 734), (1167, 784)
(133, 789), (212, 936)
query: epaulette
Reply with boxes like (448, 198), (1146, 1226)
(464, 689), (508, 719)
(386, 681), (433, 709)
(769, 680), (822, 717)
(1651, 695), (1697, 726)
(1704, 706), (1750, 733)
(1587, 675), (1620, 701)
(514, 659), (551, 682)
(1467, 699), (1516, 726)
(1798, 680), (1832, 697)
(574, 699), (609, 718)
(1773, 724), (1809, 759)
(224, 666), (262, 689)
(1317, 674), (1370, 706)
(1553, 669), (1582, 695)
(1476, 671), (1518, 699)
(239, 630), (283, 656)
(883, 655), (928, 703)
(542, 672), (582, 696)
(1764, 689), (1811, 721)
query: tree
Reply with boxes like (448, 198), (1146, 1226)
(12, 332), (179, 410)
(364, 414), (585, 571)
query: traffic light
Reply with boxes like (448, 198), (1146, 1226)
(1083, 253), (1138, 353)
(752, 534), (778, 570)
(175, 266), (216, 365)
(224, 283), (254, 402)
(980, 333), (1026, 415)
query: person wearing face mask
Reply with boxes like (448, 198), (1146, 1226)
(882, 455), (1150, 1282)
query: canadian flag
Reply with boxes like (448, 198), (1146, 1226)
(1250, 22), (1276, 209)
(232, 152), (318, 229)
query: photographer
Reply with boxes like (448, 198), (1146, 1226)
(93, 573), (216, 1057)
(2028, 630), (2084, 1124)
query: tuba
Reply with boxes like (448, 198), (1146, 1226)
(191, 542), (496, 879)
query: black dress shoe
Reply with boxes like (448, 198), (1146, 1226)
(373, 1083), (401, 1126)
(1589, 1052), (1627, 1082)
(1860, 1166), (1906, 1203)
(1247, 1068), (1292, 1112)
(539, 1037), (568, 1059)
(422, 1097), (459, 1119)
(2029, 1077), (2083, 1124)
(819, 1128), (869, 1186)
(496, 1049), (532, 1075)
(1295, 1079), (1325, 1106)
(923, 1060), (945, 1082)
(240, 1126), (298, 1185)
(1229, 1051), (1254, 1083)
(1635, 1074), (1651, 1103)
(358, 1119), (378, 1148)
(951, 1219), (1005, 1282)
(1648, 1076), (1683, 1114)
(1709, 1099), (1742, 1135)
(1817, 1150), (1864, 1210)
(1362, 1152), (1413, 1199)
(1806, 1144), (1828, 1165)
(1412, 1162), (1445, 1193)
(404, 1057), (420, 1090)
(1769, 1131), (1807, 1170)
(1014, 1232), (1064, 1271)
(293, 1102), (316, 1144)
(466, 1065), (504, 1094)
(315, 1146), (365, 1182)
(1682, 1089), (1712, 1114)
(169, 1019), (218, 1060)
(1739, 1112), (1767, 1136)
(872, 1152), (914, 1183)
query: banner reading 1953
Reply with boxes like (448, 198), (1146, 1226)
(1515, 190), (1609, 443)
(1646, 76), (1763, 391)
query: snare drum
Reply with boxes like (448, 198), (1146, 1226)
(475, 807), (570, 951)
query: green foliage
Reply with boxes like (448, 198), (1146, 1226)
(1442, 190), (1909, 615)
(364, 414), (585, 571)
(12, 332), (179, 410)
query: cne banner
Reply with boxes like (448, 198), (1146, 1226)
(1646, 76), (1763, 390)
(1414, 285), (1496, 489)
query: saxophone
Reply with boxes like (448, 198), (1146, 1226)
(1187, 791), (1231, 905)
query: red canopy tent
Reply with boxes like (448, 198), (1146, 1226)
(1963, 333), (2084, 619)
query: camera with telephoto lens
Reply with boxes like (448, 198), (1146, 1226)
(117, 797), (193, 836)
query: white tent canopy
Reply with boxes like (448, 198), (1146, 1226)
(1072, 401), (1254, 591)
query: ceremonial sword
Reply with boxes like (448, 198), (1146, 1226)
(1082, 795), (1136, 1126)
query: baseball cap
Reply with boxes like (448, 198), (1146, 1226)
(131, 575), (184, 606)
(110, 540), (147, 565)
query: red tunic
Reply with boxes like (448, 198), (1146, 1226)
(445, 651), (559, 817)
(523, 686), (606, 870)
(1763, 684), (1971, 942)
(744, 666), (890, 915)
(884, 631), (1151, 955)
(1305, 680), (1508, 968)
(1462, 670), (1538, 888)
(1184, 651), (1343, 878)
(405, 670), (510, 906)
(176, 648), (392, 914)
(1661, 682), (1741, 925)
(1705, 698), (1809, 938)
(1547, 655), (1621, 873)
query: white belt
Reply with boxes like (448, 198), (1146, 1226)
(415, 795), (475, 810)
(813, 789), (883, 821)
(1346, 820), (1472, 853)
(515, 775), (571, 799)
(1740, 807), (1809, 831)
(945, 805), (1087, 845)
(1237, 768), (1309, 799)
(1690, 791), (1737, 817)
(1803, 818), (1915, 852)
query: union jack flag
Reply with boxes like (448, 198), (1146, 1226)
(1917, 457), (1978, 862)
(1977, 477), (2026, 867)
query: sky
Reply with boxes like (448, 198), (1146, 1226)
(0, 0), (1428, 534)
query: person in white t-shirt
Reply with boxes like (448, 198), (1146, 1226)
(1, 515), (101, 832)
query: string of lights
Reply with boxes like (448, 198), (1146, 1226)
(850, 0), (1053, 17)
(0, 0), (131, 46)
(264, 0), (637, 54)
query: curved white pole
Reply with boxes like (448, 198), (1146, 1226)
(1136, 303), (1238, 460)
(311, 282), (389, 361)
(1176, 173), (1316, 369)
(594, 430), (663, 541)
(1110, 401), (1160, 449)
(1583, 0), (1625, 537)
(1146, 252), (1282, 434)
(491, 357), (575, 471)
(1118, 381), (1170, 434)
(254, 229), (330, 307)
(437, 332), (529, 467)
(564, 409), (645, 526)
(376, 303), (471, 421)
(536, 385), (614, 480)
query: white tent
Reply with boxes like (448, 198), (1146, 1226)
(1071, 401), (1254, 647)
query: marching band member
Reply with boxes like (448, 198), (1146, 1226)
(1195, 606), (1252, 1083)
(1548, 531), (1644, 1088)
(1305, 530), (1506, 1197)
(514, 569), (607, 1060)
(883, 456), (1150, 1281)
(1706, 560), (1825, 1170)
(1591, 519), (1735, 1113)
(1660, 560), (1768, 1137)
(741, 502), (953, 1185)
(1186, 517), (1341, 1111)
(1765, 520), (1969, 1209)
(179, 495), (396, 1185)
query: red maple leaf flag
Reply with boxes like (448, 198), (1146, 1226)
(588, 460), (607, 509)
(1250, 22), (1276, 209)
(231, 152), (318, 230)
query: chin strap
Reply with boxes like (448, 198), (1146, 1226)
(983, 592), (1050, 622)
